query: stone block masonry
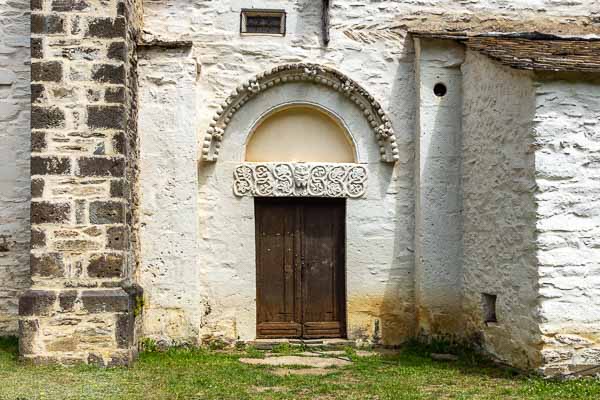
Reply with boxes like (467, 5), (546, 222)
(20, 0), (142, 366)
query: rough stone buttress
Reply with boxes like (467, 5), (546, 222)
(19, 0), (143, 366)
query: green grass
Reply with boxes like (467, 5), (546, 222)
(0, 337), (599, 399)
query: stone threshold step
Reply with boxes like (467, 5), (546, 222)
(249, 338), (355, 350)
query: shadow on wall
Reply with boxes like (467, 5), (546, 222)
(361, 34), (417, 346)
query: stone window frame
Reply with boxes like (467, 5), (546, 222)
(240, 9), (287, 36)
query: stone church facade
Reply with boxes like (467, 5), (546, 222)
(0, 0), (599, 375)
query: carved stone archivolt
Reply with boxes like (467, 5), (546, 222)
(233, 163), (368, 198)
(202, 63), (399, 163)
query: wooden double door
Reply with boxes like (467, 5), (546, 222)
(255, 198), (347, 339)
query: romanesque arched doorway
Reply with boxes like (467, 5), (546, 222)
(246, 105), (355, 338)
(197, 64), (406, 345)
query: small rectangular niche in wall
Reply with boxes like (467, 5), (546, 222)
(241, 9), (286, 35)
(482, 293), (498, 324)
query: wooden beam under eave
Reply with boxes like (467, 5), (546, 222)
(322, 0), (331, 46)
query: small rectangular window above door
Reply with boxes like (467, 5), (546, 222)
(241, 9), (286, 36)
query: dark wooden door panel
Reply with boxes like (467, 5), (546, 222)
(256, 198), (346, 339)
(301, 200), (345, 338)
(303, 322), (345, 338)
(256, 199), (300, 338)
(257, 322), (302, 339)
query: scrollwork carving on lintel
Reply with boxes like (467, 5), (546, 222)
(202, 63), (399, 163)
(233, 163), (368, 198)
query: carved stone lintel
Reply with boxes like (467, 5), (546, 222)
(202, 63), (399, 163)
(233, 163), (368, 198)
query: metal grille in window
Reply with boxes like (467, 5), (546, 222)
(241, 10), (286, 35)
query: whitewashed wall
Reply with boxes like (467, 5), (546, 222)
(0, 0), (30, 336)
(137, 47), (202, 344)
(137, 0), (600, 347)
(414, 38), (465, 337)
(140, 0), (419, 345)
(534, 78), (600, 375)
(461, 51), (540, 369)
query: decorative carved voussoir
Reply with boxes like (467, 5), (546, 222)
(233, 163), (368, 198)
(202, 63), (399, 164)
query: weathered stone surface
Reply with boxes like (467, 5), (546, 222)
(87, 17), (126, 38)
(31, 0), (43, 10)
(78, 156), (125, 177)
(31, 84), (46, 103)
(62, 46), (100, 62)
(31, 14), (65, 35)
(272, 368), (335, 376)
(31, 178), (45, 198)
(31, 156), (71, 175)
(80, 289), (129, 313)
(19, 319), (40, 355)
(59, 290), (78, 312)
(31, 106), (65, 129)
(239, 356), (352, 368)
(53, 239), (102, 252)
(105, 87), (126, 103)
(31, 38), (43, 59)
(31, 201), (71, 224)
(107, 42), (126, 61)
(31, 228), (46, 248)
(31, 62), (63, 82)
(31, 130), (46, 152)
(110, 179), (124, 197)
(89, 201), (124, 224)
(108, 351), (133, 367)
(87, 254), (124, 278)
(87, 353), (105, 367)
(19, 290), (58, 316)
(31, 253), (64, 277)
(107, 226), (126, 250)
(92, 64), (125, 84)
(51, 0), (91, 12)
(112, 132), (125, 154)
(46, 337), (78, 352)
(87, 105), (125, 129)
(116, 313), (133, 348)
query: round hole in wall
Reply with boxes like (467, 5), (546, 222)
(433, 83), (447, 97)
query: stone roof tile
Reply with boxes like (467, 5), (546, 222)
(412, 32), (600, 73)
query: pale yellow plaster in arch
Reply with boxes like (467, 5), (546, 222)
(245, 106), (357, 163)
